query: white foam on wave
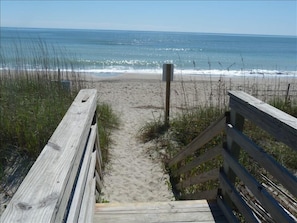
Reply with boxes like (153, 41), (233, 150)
(78, 68), (297, 78)
(1, 66), (296, 78)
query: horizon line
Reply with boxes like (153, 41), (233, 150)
(1, 26), (296, 38)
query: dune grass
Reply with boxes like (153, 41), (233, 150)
(139, 76), (297, 208)
(0, 39), (118, 188)
(96, 103), (120, 165)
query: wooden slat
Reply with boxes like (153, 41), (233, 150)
(176, 168), (219, 190)
(78, 151), (96, 222)
(168, 114), (226, 167)
(94, 200), (228, 223)
(95, 170), (103, 193)
(95, 148), (103, 179)
(217, 196), (239, 223)
(95, 125), (103, 178)
(96, 126), (103, 166)
(173, 145), (222, 176)
(223, 148), (295, 223)
(84, 178), (96, 223)
(222, 109), (243, 210)
(66, 124), (97, 223)
(0, 89), (98, 223)
(180, 189), (218, 200)
(226, 124), (297, 198)
(228, 90), (297, 151)
(219, 170), (259, 223)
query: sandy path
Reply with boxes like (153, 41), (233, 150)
(89, 74), (297, 203)
(94, 79), (175, 202)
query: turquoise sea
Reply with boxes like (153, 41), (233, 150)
(0, 27), (296, 77)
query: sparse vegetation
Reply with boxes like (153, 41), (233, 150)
(0, 39), (118, 192)
(96, 102), (120, 165)
(139, 77), (297, 204)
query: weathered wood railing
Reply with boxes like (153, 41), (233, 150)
(167, 91), (297, 222)
(219, 91), (297, 222)
(0, 89), (103, 223)
(167, 113), (225, 200)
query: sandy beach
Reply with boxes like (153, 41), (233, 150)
(0, 73), (296, 214)
(86, 73), (296, 203)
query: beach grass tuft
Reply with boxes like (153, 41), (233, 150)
(96, 103), (120, 165)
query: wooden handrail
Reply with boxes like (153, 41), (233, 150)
(167, 90), (297, 222)
(219, 91), (297, 222)
(228, 90), (297, 150)
(226, 123), (297, 198)
(1, 89), (101, 223)
(167, 113), (226, 200)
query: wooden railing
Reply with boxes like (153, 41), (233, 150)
(0, 89), (103, 223)
(219, 91), (297, 222)
(168, 91), (297, 222)
(167, 113), (226, 200)
(2, 89), (296, 222)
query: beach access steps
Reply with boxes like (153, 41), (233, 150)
(1, 89), (297, 222)
(167, 91), (297, 222)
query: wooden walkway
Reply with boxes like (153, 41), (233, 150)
(94, 200), (227, 223)
(1, 89), (297, 222)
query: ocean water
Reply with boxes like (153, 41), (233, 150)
(1, 27), (296, 77)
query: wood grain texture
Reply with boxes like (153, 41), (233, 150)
(219, 170), (258, 223)
(223, 148), (295, 223)
(94, 200), (228, 223)
(228, 90), (297, 151)
(78, 151), (96, 223)
(226, 124), (297, 198)
(0, 89), (98, 223)
(66, 124), (97, 223)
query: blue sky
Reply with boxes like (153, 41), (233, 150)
(1, 1), (296, 36)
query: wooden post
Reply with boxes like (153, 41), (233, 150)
(222, 110), (245, 208)
(285, 83), (290, 104)
(163, 64), (173, 127)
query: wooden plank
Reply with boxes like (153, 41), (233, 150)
(95, 148), (103, 179)
(94, 200), (228, 223)
(226, 124), (297, 198)
(0, 89), (98, 223)
(78, 151), (97, 222)
(176, 168), (219, 190)
(228, 90), (297, 151)
(84, 178), (96, 223)
(95, 124), (103, 178)
(168, 114), (226, 167)
(219, 170), (259, 223)
(95, 200), (219, 212)
(223, 109), (244, 207)
(95, 170), (103, 193)
(173, 145), (222, 176)
(180, 189), (217, 200)
(66, 124), (97, 223)
(222, 148), (296, 222)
